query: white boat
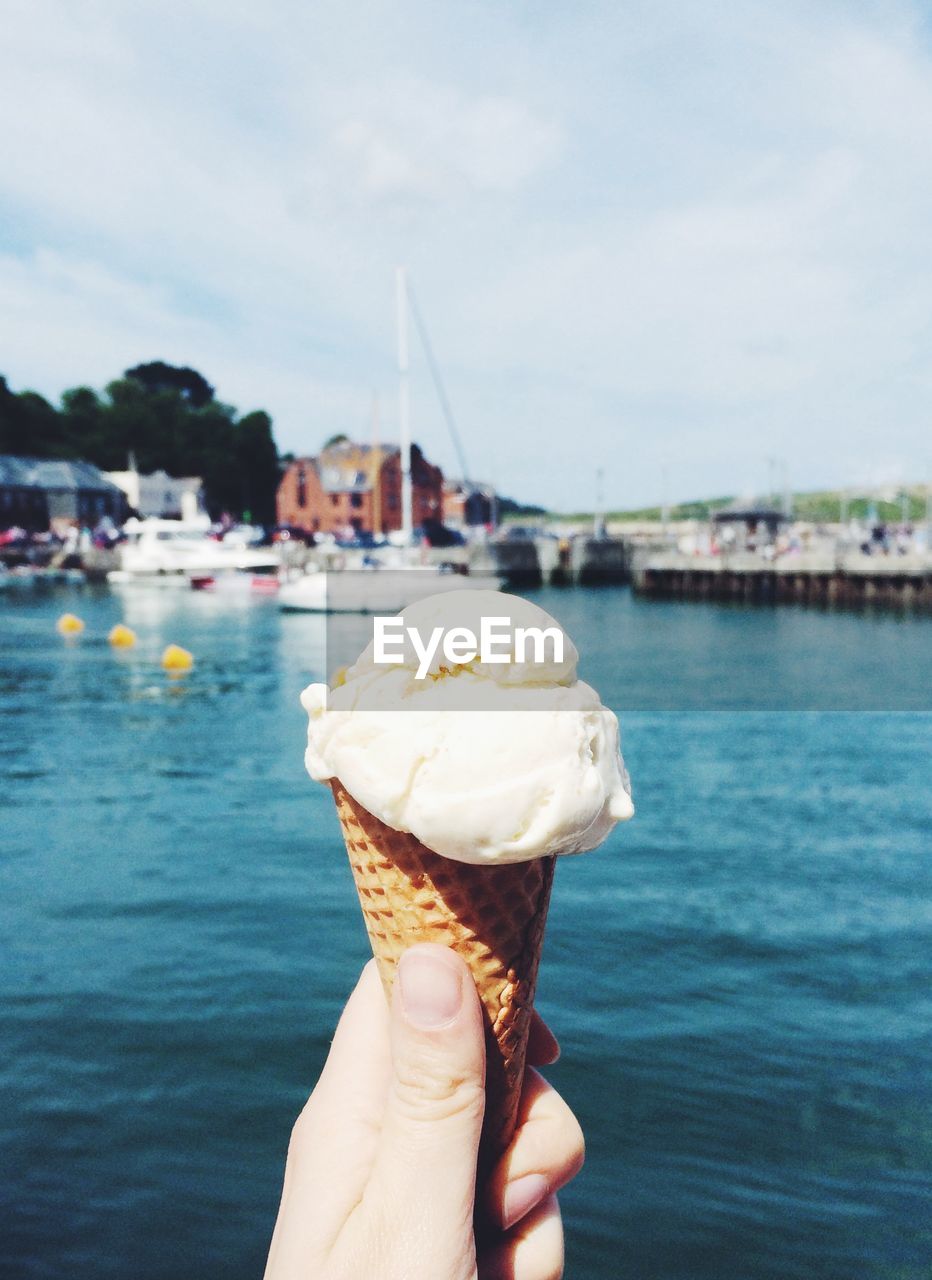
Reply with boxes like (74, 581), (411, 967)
(279, 270), (502, 614)
(190, 571), (280, 596)
(108, 518), (279, 584)
(278, 564), (501, 613)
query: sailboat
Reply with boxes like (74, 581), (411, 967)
(278, 268), (501, 613)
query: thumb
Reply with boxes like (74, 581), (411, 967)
(370, 944), (486, 1234)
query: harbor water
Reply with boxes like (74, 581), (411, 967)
(1, 585), (930, 1279)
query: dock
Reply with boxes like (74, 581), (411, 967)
(631, 550), (932, 609)
(488, 535), (630, 586)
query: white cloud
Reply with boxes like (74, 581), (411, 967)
(1, 0), (932, 508)
(0, 249), (366, 443)
(326, 78), (563, 202)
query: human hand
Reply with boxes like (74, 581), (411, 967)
(264, 944), (584, 1280)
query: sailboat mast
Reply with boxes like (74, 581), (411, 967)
(395, 265), (413, 542)
(371, 392), (381, 536)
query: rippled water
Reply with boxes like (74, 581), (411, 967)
(1, 584), (930, 1278)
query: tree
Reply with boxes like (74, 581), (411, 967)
(0, 379), (70, 458)
(99, 378), (166, 471)
(60, 387), (104, 460)
(235, 411), (280, 524)
(1, 366), (283, 523)
(125, 361), (215, 408)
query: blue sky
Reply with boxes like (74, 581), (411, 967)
(2, 0), (932, 510)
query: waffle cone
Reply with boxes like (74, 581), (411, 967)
(329, 779), (555, 1163)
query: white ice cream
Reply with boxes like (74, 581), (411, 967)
(300, 590), (633, 865)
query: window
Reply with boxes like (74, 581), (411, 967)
(331, 494), (339, 506)
(350, 493), (362, 509)
(297, 466), (307, 508)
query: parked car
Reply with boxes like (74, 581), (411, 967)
(418, 519), (466, 548)
(269, 524), (316, 546)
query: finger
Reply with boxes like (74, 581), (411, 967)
(266, 961), (391, 1274)
(484, 1069), (584, 1230)
(478, 1194), (564, 1280)
(369, 944), (486, 1238)
(526, 1011), (560, 1066)
(309, 959), (392, 1119)
(291, 960), (392, 1162)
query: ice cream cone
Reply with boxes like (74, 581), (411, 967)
(329, 778), (555, 1165)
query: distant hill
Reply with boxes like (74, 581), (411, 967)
(497, 494), (548, 519)
(548, 486), (930, 524)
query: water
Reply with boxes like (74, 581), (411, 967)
(1, 584), (930, 1279)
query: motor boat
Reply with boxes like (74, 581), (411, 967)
(108, 518), (279, 584)
(278, 563), (501, 613)
(189, 571), (279, 595)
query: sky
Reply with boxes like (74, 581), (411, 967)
(2, 0), (932, 510)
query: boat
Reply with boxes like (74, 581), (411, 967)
(278, 563), (501, 613)
(278, 268), (500, 614)
(190, 572), (280, 595)
(108, 518), (279, 585)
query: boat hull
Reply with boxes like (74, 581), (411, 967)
(278, 570), (501, 613)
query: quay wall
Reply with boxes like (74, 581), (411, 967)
(631, 551), (932, 611)
(491, 536), (630, 586)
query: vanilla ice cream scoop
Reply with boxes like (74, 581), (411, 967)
(300, 589), (633, 865)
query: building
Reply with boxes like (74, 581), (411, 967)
(106, 467), (203, 520)
(277, 440), (443, 536)
(712, 503), (789, 549)
(0, 455), (126, 532)
(441, 479), (497, 531)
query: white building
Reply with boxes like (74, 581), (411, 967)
(106, 468), (203, 521)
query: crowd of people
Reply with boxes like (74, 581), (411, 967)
(675, 519), (929, 560)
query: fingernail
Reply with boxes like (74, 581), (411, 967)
(502, 1173), (549, 1230)
(398, 948), (463, 1029)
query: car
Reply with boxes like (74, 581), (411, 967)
(417, 519), (466, 548)
(269, 524), (316, 546)
(334, 530), (384, 550)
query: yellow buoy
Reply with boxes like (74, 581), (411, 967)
(161, 643), (194, 674)
(108, 623), (137, 649)
(56, 613), (85, 636)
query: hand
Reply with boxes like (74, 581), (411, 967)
(264, 944), (584, 1280)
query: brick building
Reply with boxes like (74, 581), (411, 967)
(276, 440), (443, 536)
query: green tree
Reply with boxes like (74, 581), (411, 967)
(60, 386), (104, 461)
(2, 365), (282, 523)
(235, 410), (280, 524)
(98, 378), (165, 471)
(125, 361), (215, 408)
(0, 380), (70, 458)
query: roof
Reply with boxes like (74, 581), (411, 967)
(0, 455), (123, 494)
(712, 499), (788, 523)
(288, 440), (441, 493)
(317, 441), (400, 494)
(443, 478), (495, 496)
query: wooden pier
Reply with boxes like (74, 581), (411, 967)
(632, 550), (932, 610)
